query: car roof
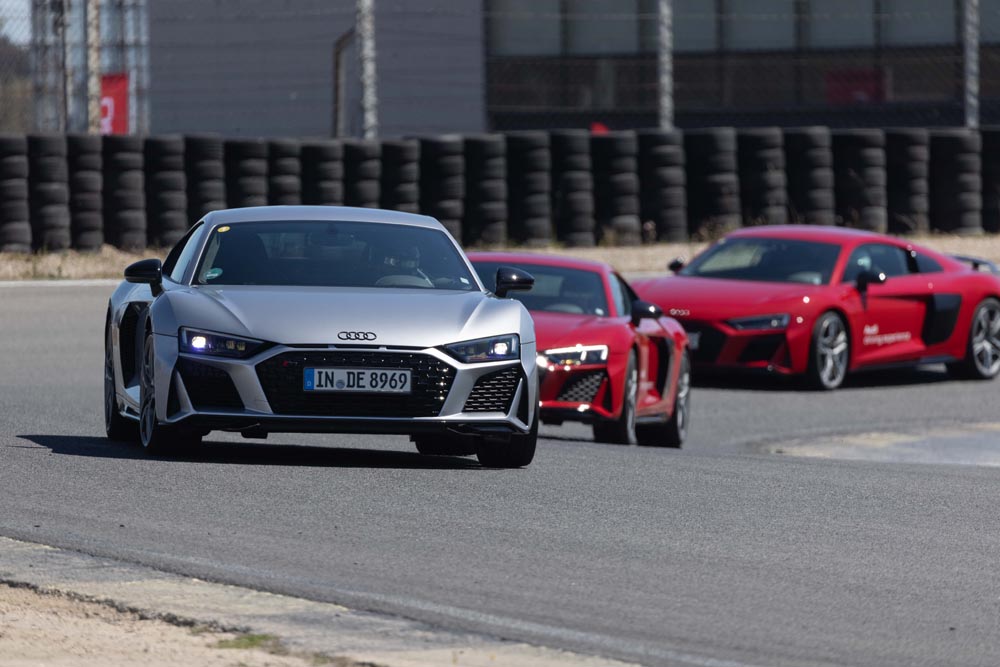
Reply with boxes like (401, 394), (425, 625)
(725, 224), (886, 244)
(468, 251), (611, 274)
(202, 205), (444, 230)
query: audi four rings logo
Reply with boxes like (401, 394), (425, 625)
(338, 331), (377, 341)
(669, 308), (690, 317)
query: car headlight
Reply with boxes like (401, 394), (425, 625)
(727, 314), (790, 331)
(538, 345), (609, 368)
(179, 328), (267, 358)
(444, 334), (520, 363)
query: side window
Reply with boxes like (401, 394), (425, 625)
(915, 252), (943, 274)
(841, 243), (912, 283)
(165, 223), (206, 283)
(609, 274), (632, 317)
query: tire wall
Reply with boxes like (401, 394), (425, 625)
(551, 129), (595, 247)
(886, 128), (929, 234)
(463, 134), (508, 246)
(67, 134), (103, 251)
(929, 129), (982, 235)
(684, 127), (740, 238)
(832, 129), (887, 233)
(268, 139), (302, 206)
(28, 134), (71, 251)
(0, 134), (31, 252)
(592, 132), (642, 246)
(103, 135), (146, 251)
(638, 128), (687, 242)
(380, 138), (420, 214)
(737, 127), (787, 227)
(185, 134), (225, 221)
(145, 135), (187, 247)
(506, 131), (551, 246)
(784, 127), (835, 225)
(225, 138), (268, 209)
(301, 140), (344, 206)
(343, 139), (381, 209)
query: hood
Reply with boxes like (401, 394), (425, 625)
(631, 276), (821, 321)
(154, 285), (532, 348)
(530, 311), (623, 352)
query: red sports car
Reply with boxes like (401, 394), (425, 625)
(470, 252), (690, 447)
(632, 225), (1000, 390)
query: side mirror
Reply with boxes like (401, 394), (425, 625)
(856, 270), (887, 293)
(125, 258), (163, 295)
(631, 299), (663, 326)
(495, 266), (534, 298)
(668, 257), (685, 273)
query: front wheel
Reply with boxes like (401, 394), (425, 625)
(475, 412), (538, 468)
(139, 331), (201, 455)
(949, 297), (1000, 380)
(637, 349), (690, 448)
(806, 312), (849, 390)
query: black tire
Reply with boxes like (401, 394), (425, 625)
(636, 349), (690, 448)
(593, 352), (638, 445)
(475, 409), (538, 468)
(139, 331), (201, 455)
(948, 298), (1000, 380)
(806, 312), (850, 390)
(105, 318), (138, 443)
(413, 434), (477, 456)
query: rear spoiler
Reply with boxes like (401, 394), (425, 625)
(951, 254), (1000, 275)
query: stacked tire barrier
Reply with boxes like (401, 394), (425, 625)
(343, 139), (380, 209)
(419, 135), (464, 239)
(784, 127), (835, 225)
(0, 134), (31, 252)
(550, 129), (596, 247)
(145, 136), (187, 247)
(982, 129), (1000, 234)
(737, 128), (787, 226)
(103, 135), (146, 251)
(638, 128), (687, 242)
(929, 129), (982, 235)
(67, 134), (103, 251)
(28, 135), (71, 251)
(506, 131), (551, 246)
(185, 134), (226, 221)
(301, 140), (343, 206)
(592, 132), (642, 246)
(380, 139), (420, 214)
(684, 127), (740, 238)
(463, 134), (507, 246)
(268, 139), (301, 206)
(886, 128), (929, 234)
(225, 139), (268, 208)
(832, 129), (887, 232)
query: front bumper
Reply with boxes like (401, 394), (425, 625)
(152, 335), (537, 436)
(537, 362), (615, 425)
(682, 320), (795, 373)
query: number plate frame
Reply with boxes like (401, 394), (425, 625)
(303, 368), (412, 394)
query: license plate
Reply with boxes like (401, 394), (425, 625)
(687, 332), (700, 351)
(304, 368), (411, 393)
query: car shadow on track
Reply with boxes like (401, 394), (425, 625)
(17, 435), (483, 470)
(693, 365), (953, 392)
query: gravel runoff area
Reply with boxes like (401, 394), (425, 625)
(2, 234), (999, 281)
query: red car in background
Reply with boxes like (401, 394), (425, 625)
(470, 252), (690, 447)
(632, 226), (1000, 390)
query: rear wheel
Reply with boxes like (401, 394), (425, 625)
(104, 321), (138, 442)
(593, 352), (638, 444)
(806, 312), (849, 390)
(139, 331), (201, 455)
(949, 298), (1000, 380)
(637, 350), (690, 448)
(475, 412), (538, 468)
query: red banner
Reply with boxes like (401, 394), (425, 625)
(101, 74), (129, 135)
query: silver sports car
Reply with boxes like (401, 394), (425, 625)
(104, 206), (539, 467)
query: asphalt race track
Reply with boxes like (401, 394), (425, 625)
(3, 283), (1000, 667)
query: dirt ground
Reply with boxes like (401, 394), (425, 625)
(2, 234), (999, 281)
(0, 584), (340, 667)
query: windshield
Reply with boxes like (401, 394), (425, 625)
(195, 220), (478, 290)
(680, 237), (842, 285)
(473, 261), (609, 316)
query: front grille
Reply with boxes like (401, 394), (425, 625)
(738, 334), (785, 363)
(464, 366), (521, 412)
(684, 322), (726, 364)
(256, 351), (455, 417)
(177, 358), (245, 410)
(557, 370), (606, 403)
